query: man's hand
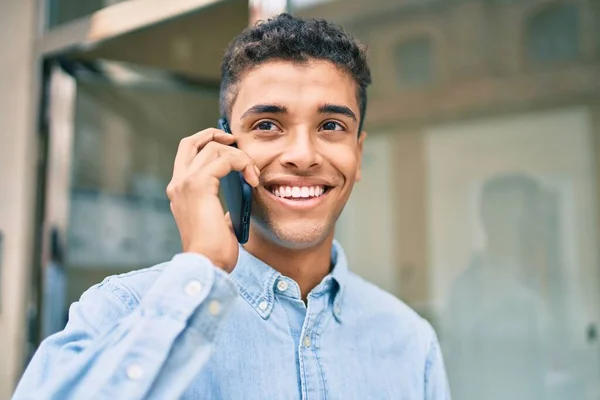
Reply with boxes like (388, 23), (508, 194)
(166, 128), (260, 271)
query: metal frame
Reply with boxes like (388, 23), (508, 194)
(37, 0), (229, 57)
(31, 63), (76, 346)
(58, 58), (221, 93)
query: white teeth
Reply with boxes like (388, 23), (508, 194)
(269, 185), (327, 199)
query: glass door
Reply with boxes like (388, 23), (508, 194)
(39, 58), (221, 341)
(28, 0), (250, 361)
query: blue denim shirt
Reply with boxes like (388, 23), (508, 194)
(14, 241), (450, 400)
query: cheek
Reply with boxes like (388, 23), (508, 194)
(240, 141), (278, 169)
(326, 149), (359, 184)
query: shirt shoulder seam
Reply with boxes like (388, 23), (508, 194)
(95, 264), (167, 311)
(96, 277), (141, 313)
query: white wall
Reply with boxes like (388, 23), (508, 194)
(0, 0), (38, 398)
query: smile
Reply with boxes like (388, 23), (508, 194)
(266, 185), (330, 200)
(263, 184), (332, 210)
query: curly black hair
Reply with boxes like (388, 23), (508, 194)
(220, 13), (371, 133)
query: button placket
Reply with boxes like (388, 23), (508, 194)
(298, 296), (330, 398)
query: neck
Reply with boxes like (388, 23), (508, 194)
(244, 228), (334, 300)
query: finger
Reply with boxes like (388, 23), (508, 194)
(189, 141), (246, 171)
(174, 130), (235, 176)
(224, 212), (234, 231)
(173, 129), (236, 179)
(224, 212), (236, 240)
(202, 153), (260, 187)
(190, 143), (260, 185)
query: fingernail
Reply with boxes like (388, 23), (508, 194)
(254, 165), (260, 176)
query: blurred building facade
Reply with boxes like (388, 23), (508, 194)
(0, 0), (599, 399)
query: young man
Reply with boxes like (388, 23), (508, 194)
(14, 14), (450, 399)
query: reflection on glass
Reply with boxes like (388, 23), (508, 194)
(298, 0), (600, 398)
(42, 230), (67, 338)
(446, 174), (558, 400)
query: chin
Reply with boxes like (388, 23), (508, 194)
(253, 218), (332, 250)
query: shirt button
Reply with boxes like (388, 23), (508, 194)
(126, 364), (144, 381)
(303, 335), (311, 348)
(334, 304), (342, 316)
(258, 301), (268, 311)
(276, 280), (288, 292)
(185, 280), (202, 296)
(208, 300), (221, 316)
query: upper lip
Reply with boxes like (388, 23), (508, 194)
(262, 176), (334, 188)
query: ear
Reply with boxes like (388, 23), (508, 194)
(355, 131), (367, 182)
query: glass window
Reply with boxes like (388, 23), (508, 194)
(527, 4), (580, 62)
(395, 37), (433, 87)
(296, 1), (600, 398)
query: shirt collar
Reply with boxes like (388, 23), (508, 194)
(229, 240), (348, 322)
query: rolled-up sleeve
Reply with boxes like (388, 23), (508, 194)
(13, 253), (239, 400)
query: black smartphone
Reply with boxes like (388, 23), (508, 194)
(218, 117), (252, 244)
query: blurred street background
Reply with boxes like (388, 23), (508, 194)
(1, 0), (600, 399)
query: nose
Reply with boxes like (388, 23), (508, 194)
(279, 130), (321, 171)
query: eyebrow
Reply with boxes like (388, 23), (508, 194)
(240, 103), (358, 122)
(241, 104), (287, 119)
(318, 103), (357, 122)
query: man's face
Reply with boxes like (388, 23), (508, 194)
(229, 60), (365, 249)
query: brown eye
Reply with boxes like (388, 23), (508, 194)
(257, 121), (278, 131)
(321, 121), (344, 131)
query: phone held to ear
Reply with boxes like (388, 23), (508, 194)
(218, 117), (253, 244)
